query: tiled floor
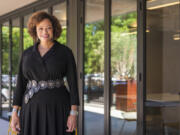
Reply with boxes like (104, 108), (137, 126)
(0, 118), (9, 135)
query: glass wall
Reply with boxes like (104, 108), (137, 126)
(53, 2), (67, 45)
(1, 21), (10, 119)
(12, 18), (20, 111)
(84, 0), (104, 134)
(145, 0), (180, 134)
(24, 14), (33, 50)
(111, 0), (137, 135)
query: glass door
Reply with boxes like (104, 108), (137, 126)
(83, 0), (137, 134)
(12, 18), (21, 118)
(111, 0), (137, 135)
(1, 21), (10, 119)
(145, 0), (180, 134)
(84, 0), (105, 134)
(53, 2), (67, 45)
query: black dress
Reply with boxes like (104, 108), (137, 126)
(13, 40), (80, 135)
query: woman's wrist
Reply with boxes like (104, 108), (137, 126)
(70, 110), (78, 116)
(12, 106), (20, 116)
(12, 108), (19, 113)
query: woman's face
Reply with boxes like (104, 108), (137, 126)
(36, 19), (53, 43)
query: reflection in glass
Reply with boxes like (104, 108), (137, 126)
(12, 18), (20, 107)
(146, 0), (180, 134)
(53, 2), (67, 45)
(84, 0), (104, 135)
(1, 22), (10, 119)
(111, 0), (137, 135)
(24, 14), (33, 50)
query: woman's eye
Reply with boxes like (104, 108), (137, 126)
(39, 28), (43, 31)
(38, 27), (52, 31)
(47, 27), (52, 30)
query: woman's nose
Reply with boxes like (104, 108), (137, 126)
(43, 28), (48, 33)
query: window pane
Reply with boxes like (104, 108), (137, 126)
(111, 0), (137, 135)
(145, 0), (180, 134)
(1, 22), (10, 119)
(84, 0), (104, 134)
(53, 2), (67, 45)
(24, 14), (33, 50)
(12, 18), (20, 108)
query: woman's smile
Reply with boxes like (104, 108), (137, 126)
(41, 35), (49, 38)
(36, 19), (53, 42)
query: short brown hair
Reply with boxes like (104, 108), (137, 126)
(27, 11), (62, 41)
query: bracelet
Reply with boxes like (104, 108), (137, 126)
(70, 110), (78, 116)
(12, 108), (18, 113)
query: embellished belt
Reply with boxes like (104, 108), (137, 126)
(24, 80), (64, 104)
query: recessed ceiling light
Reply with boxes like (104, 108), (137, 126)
(173, 34), (180, 40)
(146, 29), (150, 33)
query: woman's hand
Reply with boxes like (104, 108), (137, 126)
(10, 112), (21, 133)
(66, 115), (77, 132)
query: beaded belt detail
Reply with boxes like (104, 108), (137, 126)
(24, 80), (64, 104)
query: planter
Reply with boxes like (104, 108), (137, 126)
(115, 80), (137, 112)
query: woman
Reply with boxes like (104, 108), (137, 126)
(10, 11), (79, 135)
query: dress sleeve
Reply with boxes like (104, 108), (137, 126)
(13, 53), (28, 106)
(66, 48), (80, 106)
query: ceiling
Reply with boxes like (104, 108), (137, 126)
(0, 0), (37, 16)
(0, 0), (179, 18)
(0, 0), (179, 33)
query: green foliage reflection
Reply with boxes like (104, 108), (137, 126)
(85, 12), (137, 80)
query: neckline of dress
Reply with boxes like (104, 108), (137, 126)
(36, 41), (56, 59)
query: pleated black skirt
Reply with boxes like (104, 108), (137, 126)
(19, 85), (75, 135)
